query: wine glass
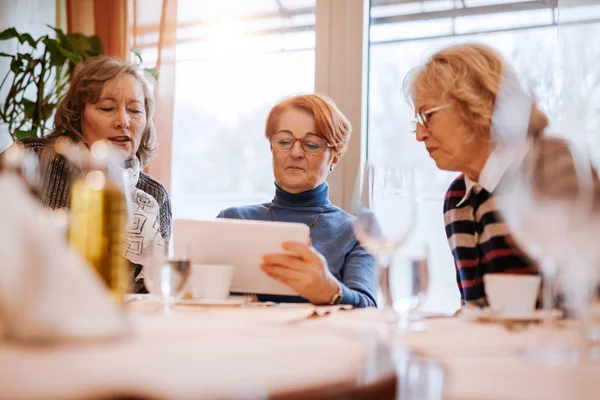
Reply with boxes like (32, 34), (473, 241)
(143, 237), (191, 314)
(353, 162), (417, 334)
(389, 243), (429, 331)
(496, 139), (599, 364)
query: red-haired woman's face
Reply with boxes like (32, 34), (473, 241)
(270, 108), (339, 194)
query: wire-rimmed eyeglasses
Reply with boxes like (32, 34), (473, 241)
(270, 132), (334, 154)
(409, 104), (450, 134)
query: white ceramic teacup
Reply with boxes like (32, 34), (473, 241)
(188, 264), (234, 300)
(483, 273), (542, 317)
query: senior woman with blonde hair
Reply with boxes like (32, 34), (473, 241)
(219, 93), (377, 307)
(404, 43), (550, 306)
(1, 56), (171, 293)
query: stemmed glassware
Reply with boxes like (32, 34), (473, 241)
(497, 139), (599, 364)
(353, 162), (423, 334)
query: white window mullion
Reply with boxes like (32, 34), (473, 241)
(315, 0), (370, 212)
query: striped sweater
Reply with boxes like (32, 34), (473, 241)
(444, 175), (538, 304)
(444, 137), (600, 305)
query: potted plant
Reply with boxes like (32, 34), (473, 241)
(0, 25), (103, 142)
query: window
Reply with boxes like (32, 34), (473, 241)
(556, 0), (600, 167)
(130, 0), (599, 313)
(166, 0), (316, 220)
(367, 0), (600, 312)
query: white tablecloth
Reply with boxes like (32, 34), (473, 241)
(0, 304), (370, 399)
(2, 300), (599, 399)
(301, 308), (600, 400)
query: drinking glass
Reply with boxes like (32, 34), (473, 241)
(389, 244), (429, 331)
(497, 139), (599, 364)
(143, 237), (191, 313)
(353, 162), (417, 334)
(390, 344), (446, 400)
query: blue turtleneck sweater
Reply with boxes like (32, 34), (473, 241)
(218, 182), (377, 308)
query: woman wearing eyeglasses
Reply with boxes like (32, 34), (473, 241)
(404, 43), (546, 306)
(218, 94), (376, 307)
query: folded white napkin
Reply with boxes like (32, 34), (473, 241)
(0, 174), (130, 343)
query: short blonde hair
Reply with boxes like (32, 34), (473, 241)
(48, 56), (157, 168)
(265, 93), (352, 156)
(405, 43), (548, 139)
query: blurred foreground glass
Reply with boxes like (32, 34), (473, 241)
(0, 142), (40, 194)
(497, 139), (600, 364)
(143, 238), (191, 313)
(353, 163), (418, 334)
(61, 140), (130, 302)
(389, 344), (446, 400)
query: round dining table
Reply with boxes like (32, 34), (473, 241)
(1, 297), (599, 399)
(0, 299), (444, 400)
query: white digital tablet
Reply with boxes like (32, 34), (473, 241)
(172, 218), (311, 296)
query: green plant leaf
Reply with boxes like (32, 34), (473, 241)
(46, 25), (67, 44)
(44, 37), (82, 65)
(14, 129), (34, 140)
(0, 27), (19, 41)
(89, 35), (104, 55)
(63, 49), (82, 63)
(66, 33), (92, 55)
(10, 58), (23, 73)
(145, 68), (159, 80)
(131, 48), (143, 63)
(18, 33), (37, 48)
(44, 38), (66, 66)
(41, 102), (55, 120)
(21, 98), (36, 118)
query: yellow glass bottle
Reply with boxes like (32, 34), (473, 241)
(68, 143), (129, 302)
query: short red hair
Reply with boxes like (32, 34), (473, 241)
(265, 93), (352, 156)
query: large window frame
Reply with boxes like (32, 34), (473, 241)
(326, 0), (600, 212)
(134, 0), (598, 213)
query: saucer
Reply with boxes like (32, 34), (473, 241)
(178, 297), (248, 307)
(462, 308), (563, 323)
(124, 294), (153, 302)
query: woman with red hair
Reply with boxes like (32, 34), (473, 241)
(219, 94), (376, 307)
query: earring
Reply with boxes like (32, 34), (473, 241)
(329, 166), (333, 172)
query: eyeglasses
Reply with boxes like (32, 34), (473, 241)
(270, 132), (334, 154)
(410, 104), (450, 134)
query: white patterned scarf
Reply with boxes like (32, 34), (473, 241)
(121, 158), (164, 269)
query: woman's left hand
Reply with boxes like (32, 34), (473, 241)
(261, 241), (340, 305)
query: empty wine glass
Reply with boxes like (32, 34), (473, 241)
(497, 139), (599, 364)
(389, 243), (429, 332)
(353, 162), (417, 334)
(143, 237), (191, 314)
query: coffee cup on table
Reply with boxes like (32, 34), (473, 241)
(188, 264), (234, 300)
(483, 274), (542, 317)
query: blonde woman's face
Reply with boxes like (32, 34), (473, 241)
(413, 91), (485, 173)
(81, 74), (146, 161)
(271, 108), (339, 194)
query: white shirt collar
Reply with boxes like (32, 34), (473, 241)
(456, 143), (529, 207)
